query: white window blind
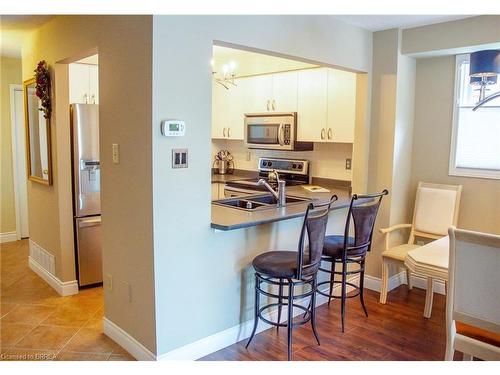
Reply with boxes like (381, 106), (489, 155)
(449, 56), (500, 179)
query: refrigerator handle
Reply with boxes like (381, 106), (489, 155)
(78, 217), (101, 228)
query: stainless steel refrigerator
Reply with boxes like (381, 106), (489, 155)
(71, 104), (102, 286)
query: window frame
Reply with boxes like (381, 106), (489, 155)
(449, 54), (500, 180)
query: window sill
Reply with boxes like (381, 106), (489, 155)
(449, 167), (500, 180)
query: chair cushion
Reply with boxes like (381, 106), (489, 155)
(456, 321), (500, 348)
(382, 243), (421, 262)
(322, 235), (356, 258)
(252, 251), (308, 278)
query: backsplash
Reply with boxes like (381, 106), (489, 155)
(212, 139), (353, 181)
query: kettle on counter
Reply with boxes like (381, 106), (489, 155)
(213, 149), (234, 175)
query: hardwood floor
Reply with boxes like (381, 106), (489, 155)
(0, 239), (134, 361)
(202, 284), (457, 361)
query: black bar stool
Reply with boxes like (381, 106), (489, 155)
(317, 190), (388, 332)
(246, 195), (338, 361)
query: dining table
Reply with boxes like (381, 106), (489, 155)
(404, 235), (449, 318)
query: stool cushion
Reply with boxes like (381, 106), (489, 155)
(323, 235), (356, 258)
(253, 251), (310, 278)
(456, 321), (500, 348)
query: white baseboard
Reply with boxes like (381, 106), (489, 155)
(158, 275), (360, 361)
(364, 271), (407, 293)
(103, 317), (156, 361)
(0, 231), (17, 243)
(410, 274), (446, 295)
(28, 240), (78, 296)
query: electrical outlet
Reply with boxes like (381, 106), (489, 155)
(106, 274), (113, 291)
(246, 151), (251, 162)
(345, 158), (352, 170)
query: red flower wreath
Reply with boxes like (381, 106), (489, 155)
(34, 60), (51, 119)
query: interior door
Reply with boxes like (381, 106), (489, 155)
(12, 88), (29, 238)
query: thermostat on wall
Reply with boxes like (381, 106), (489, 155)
(161, 120), (185, 137)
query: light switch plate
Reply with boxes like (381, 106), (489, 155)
(112, 143), (120, 164)
(172, 148), (188, 168)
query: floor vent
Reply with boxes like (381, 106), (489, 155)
(29, 240), (56, 276)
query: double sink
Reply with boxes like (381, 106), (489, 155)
(213, 193), (311, 211)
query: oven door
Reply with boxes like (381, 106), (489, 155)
(244, 114), (293, 150)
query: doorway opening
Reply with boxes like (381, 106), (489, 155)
(68, 53), (102, 289)
(10, 83), (29, 240)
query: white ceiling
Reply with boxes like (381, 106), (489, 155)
(0, 15), (54, 58)
(332, 15), (474, 31)
(213, 45), (318, 78)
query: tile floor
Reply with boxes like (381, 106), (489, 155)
(0, 239), (135, 361)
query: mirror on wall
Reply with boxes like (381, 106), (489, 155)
(23, 78), (52, 185)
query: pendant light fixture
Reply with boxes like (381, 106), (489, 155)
(469, 49), (500, 110)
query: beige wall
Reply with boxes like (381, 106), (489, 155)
(22, 15), (156, 353)
(402, 15), (500, 57)
(1, 56), (22, 234)
(412, 56), (500, 235)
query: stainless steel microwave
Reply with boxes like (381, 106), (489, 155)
(244, 112), (313, 151)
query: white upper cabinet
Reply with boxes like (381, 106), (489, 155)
(212, 81), (229, 139)
(69, 63), (99, 104)
(237, 75), (273, 113)
(271, 71), (297, 112)
(297, 68), (328, 142)
(212, 81), (244, 140)
(327, 69), (356, 143)
(211, 67), (356, 143)
(88, 64), (99, 105)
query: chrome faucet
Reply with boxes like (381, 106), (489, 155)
(257, 170), (286, 207)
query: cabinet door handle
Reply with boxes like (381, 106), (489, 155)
(266, 100), (270, 111)
(227, 127), (231, 138)
(328, 128), (332, 140)
(223, 128), (226, 137)
(272, 99), (276, 111)
(83, 94), (88, 104)
(321, 128), (326, 140)
(91, 94), (95, 104)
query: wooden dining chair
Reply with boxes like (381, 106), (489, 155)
(379, 182), (462, 304)
(446, 227), (500, 361)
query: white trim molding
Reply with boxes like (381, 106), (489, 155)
(28, 239), (78, 296)
(0, 231), (17, 243)
(103, 318), (156, 361)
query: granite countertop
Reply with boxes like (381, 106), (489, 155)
(211, 182), (357, 231)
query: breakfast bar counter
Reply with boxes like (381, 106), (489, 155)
(211, 185), (355, 231)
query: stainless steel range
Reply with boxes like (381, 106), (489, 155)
(224, 157), (310, 198)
